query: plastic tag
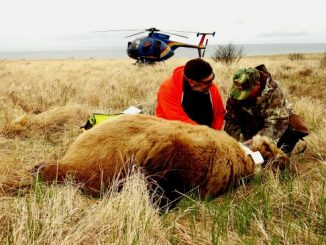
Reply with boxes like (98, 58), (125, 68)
(239, 143), (264, 165)
(250, 151), (264, 165)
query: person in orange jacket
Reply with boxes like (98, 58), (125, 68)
(155, 58), (225, 130)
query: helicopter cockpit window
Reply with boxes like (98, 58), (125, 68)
(129, 39), (140, 49)
(156, 40), (161, 46)
(127, 39), (141, 59)
(142, 40), (152, 52)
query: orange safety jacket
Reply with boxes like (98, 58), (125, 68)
(155, 66), (225, 130)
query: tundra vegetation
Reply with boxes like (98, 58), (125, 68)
(0, 54), (325, 244)
(288, 53), (305, 61)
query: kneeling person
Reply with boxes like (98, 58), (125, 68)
(155, 58), (225, 130)
(224, 65), (308, 155)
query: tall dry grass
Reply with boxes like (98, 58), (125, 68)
(0, 54), (325, 244)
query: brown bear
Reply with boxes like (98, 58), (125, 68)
(35, 114), (289, 207)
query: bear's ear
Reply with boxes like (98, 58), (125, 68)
(249, 135), (268, 151)
(250, 135), (289, 170)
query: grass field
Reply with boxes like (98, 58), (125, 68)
(0, 54), (325, 244)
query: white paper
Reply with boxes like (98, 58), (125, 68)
(121, 106), (142, 115)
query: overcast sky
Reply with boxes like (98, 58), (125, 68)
(1, 0), (325, 51)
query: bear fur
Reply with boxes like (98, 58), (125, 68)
(37, 114), (289, 204)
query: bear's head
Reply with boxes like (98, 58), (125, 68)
(249, 135), (290, 170)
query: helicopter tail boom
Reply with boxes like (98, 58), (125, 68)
(197, 32), (215, 57)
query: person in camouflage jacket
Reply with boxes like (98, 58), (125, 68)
(224, 65), (294, 153)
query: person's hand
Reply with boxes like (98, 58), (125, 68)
(243, 139), (253, 146)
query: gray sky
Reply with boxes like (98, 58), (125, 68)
(1, 0), (325, 51)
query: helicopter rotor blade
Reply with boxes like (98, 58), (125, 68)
(92, 27), (199, 39)
(163, 31), (189, 39)
(165, 30), (198, 34)
(92, 29), (141, 33)
(125, 31), (146, 38)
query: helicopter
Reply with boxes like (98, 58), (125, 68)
(96, 27), (215, 64)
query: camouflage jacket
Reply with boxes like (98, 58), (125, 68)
(224, 78), (292, 143)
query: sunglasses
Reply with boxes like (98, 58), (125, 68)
(197, 73), (215, 85)
(184, 73), (215, 85)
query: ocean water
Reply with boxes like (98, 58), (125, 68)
(1, 43), (326, 60)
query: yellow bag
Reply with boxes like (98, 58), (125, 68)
(81, 113), (122, 130)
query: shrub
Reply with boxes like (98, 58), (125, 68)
(211, 43), (243, 65)
(288, 53), (304, 61)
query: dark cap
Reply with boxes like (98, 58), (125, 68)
(184, 58), (213, 80)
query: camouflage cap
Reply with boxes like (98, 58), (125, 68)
(230, 67), (260, 100)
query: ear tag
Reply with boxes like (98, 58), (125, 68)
(250, 151), (264, 165)
(239, 143), (264, 165)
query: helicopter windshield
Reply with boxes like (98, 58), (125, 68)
(127, 38), (141, 59)
(131, 39), (141, 49)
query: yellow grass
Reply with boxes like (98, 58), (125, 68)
(0, 54), (325, 244)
